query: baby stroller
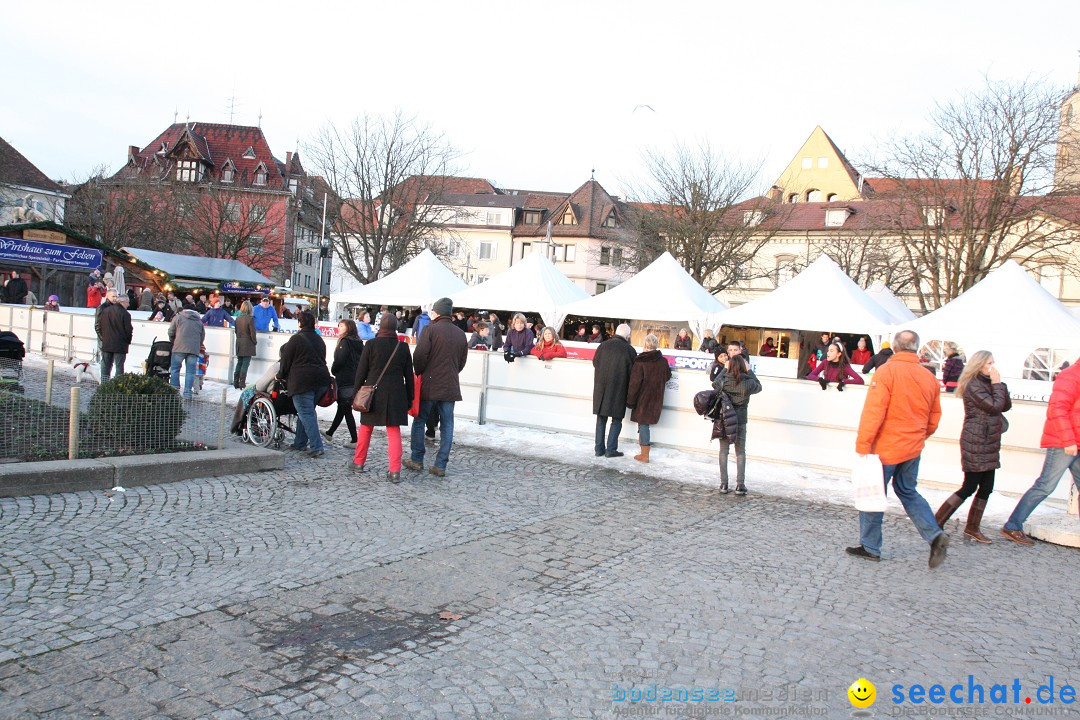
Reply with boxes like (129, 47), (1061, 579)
(0, 330), (25, 393)
(144, 339), (173, 381)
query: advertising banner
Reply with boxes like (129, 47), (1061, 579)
(0, 236), (102, 271)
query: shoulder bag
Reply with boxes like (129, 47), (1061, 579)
(353, 342), (400, 413)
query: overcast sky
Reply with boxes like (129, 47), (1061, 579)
(4, 1), (1078, 198)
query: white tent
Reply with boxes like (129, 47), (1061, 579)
(718, 255), (895, 335)
(328, 249), (467, 319)
(905, 260), (1080, 378)
(865, 280), (916, 323)
(558, 252), (729, 340)
(449, 251), (588, 331)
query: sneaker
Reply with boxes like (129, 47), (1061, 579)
(605, 450), (624, 458)
(306, 449), (325, 458)
(734, 485), (747, 496)
(845, 545), (881, 562)
(387, 471), (401, 483)
(429, 467), (446, 477)
(929, 533), (949, 568)
(1000, 528), (1035, 546)
(402, 459), (424, 472)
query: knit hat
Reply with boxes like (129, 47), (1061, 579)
(881, 341), (891, 349)
(432, 297), (453, 317)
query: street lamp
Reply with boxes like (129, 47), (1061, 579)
(315, 192), (328, 320)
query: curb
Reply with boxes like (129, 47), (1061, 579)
(0, 445), (285, 497)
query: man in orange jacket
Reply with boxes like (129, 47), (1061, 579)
(1001, 359), (1080, 545)
(847, 329), (949, 567)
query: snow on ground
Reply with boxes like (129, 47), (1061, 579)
(19, 351), (1070, 528)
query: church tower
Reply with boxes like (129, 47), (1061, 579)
(1054, 66), (1080, 192)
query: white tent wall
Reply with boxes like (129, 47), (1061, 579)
(327, 249), (466, 320)
(865, 280), (916, 323)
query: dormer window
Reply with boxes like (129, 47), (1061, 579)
(788, 193), (800, 204)
(561, 207), (577, 225)
(242, 146), (257, 159)
(824, 208), (851, 227)
(922, 205), (946, 226)
(176, 160), (203, 183)
(254, 164), (268, 186)
(743, 210), (766, 227)
(602, 210), (618, 228)
(806, 189), (822, 202)
(221, 161), (235, 184)
(826, 193), (838, 202)
(157, 142), (169, 155)
(523, 210), (543, 225)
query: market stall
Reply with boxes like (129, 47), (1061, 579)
(327, 249), (466, 321)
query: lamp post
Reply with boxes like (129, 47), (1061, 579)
(315, 192), (328, 320)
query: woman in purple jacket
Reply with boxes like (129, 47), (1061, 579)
(807, 341), (864, 391)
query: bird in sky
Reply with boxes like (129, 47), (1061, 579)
(633, 104), (655, 113)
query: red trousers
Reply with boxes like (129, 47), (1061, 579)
(353, 425), (402, 472)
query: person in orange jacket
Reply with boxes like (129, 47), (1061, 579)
(847, 329), (949, 567)
(531, 326), (568, 361)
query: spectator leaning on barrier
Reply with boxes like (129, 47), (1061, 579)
(592, 323), (637, 458)
(96, 289), (133, 382)
(530, 326), (567, 361)
(468, 322), (493, 351)
(202, 298), (235, 328)
(168, 307), (206, 399)
(848, 329), (948, 568)
(252, 297), (280, 332)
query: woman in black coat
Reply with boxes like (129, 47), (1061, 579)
(934, 350), (1011, 543)
(278, 311), (332, 457)
(625, 334), (672, 464)
(351, 314), (414, 482)
(325, 319), (364, 447)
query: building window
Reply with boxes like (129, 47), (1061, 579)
(479, 242), (495, 260)
(447, 239), (463, 257)
(306, 252), (312, 265)
(222, 163), (235, 183)
(806, 189), (822, 202)
(599, 246), (622, 267)
(801, 158), (813, 169)
(248, 235), (264, 253)
(826, 193), (838, 202)
(787, 193), (799, 204)
(289, 178), (298, 195)
(561, 208), (576, 225)
(254, 165), (267, 186)
(818, 157), (828, 168)
(1039, 265), (1063, 297)
(602, 211), (617, 228)
(743, 210), (765, 227)
(775, 256), (796, 286)
(225, 202), (241, 222)
(176, 160), (202, 182)
(824, 208), (849, 227)
(554, 244), (576, 262)
(486, 211), (501, 225)
(1068, 105), (1075, 125)
(520, 242), (531, 258)
(524, 210), (542, 225)
(249, 204), (266, 224)
(596, 283), (608, 294)
(922, 206), (946, 226)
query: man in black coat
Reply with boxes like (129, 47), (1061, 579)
(862, 342), (894, 374)
(3, 271), (28, 304)
(403, 297), (468, 477)
(95, 289), (133, 382)
(592, 323), (638, 457)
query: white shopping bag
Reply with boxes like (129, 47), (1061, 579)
(852, 454), (887, 512)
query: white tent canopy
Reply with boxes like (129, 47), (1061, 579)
(558, 251), (729, 340)
(328, 249), (467, 319)
(904, 260), (1080, 378)
(449, 251), (588, 331)
(865, 280), (916, 323)
(718, 255), (896, 336)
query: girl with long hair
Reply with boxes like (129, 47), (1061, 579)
(326, 319), (364, 447)
(807, 341), (864, 391)
(530, 326), (567, 361)
(352, 314), (414, 482)
(712, 353), (762, 495)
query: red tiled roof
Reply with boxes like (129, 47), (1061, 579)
(512, 179), (628, 239)
(0, 136), (62, 193)
(118, 122), (291, 189)
(862, 177), (998, 197)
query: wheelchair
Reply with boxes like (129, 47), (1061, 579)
(240, 379), (297, 448)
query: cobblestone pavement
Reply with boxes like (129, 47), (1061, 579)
(1, 432), (1078, 719)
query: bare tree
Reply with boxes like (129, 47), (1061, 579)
(622, 141), (788, 293)
(865, 76), (1079, 311)
(303, 112), (463, 284)
(176, 184), (279, 260)
(65, 166), (181, 250)
(808, 228), (918, 294)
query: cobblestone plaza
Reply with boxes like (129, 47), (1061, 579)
(1, 439), (1077, 719)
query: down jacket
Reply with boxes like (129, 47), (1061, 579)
(1041, 361), (1080, 449)
(711, 366), (762, 429)
(856, 352), (941, 465)
(959, 374), (1012, 472)
(626, 350), (672, 425)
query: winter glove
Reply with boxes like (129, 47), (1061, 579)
(818, 378), (828, 391)
(504, 350), (516, 363)
(836, 381), (845, 392)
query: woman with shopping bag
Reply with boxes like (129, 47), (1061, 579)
(351, 315), (414, 482)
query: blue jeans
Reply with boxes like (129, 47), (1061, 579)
(638, 423), (651, 446)
(100, 351), (126, 382)
(291, 389), (324, 452)
(411, 400), (455, 470)
(169, 353), (198, 397)
(595, 415), (622, 455)
(858, 456), (942, 557)
(1004, 448), (1080, 531)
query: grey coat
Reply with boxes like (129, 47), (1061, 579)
(592, 335), (637, 418)
(168, 309), (205, 355)
(234, 313), (257, 357)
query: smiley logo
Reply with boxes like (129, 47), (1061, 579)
(848, 678), (876, 708)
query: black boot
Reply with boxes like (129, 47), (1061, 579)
(232, 370), (241, 389)
(934, 493), (964, 529)
(239, 372), (248, 388)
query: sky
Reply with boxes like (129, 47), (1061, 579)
(4, 0), (1079, 198)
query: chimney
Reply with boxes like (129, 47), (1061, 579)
(285, 151), (293, 173)
(127, 146), (140, 162)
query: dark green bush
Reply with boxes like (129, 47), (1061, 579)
(86, 373), (186, 449)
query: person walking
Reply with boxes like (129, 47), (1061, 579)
(487, 312), (504, 351)
(168, 306), (206, 399)
(403, 297), (468, 477)
(530, 326), (567, 361)
(941, 343), (965, 392)
(95, 289), (133, 382)
(233, 300), (257, 388)
(861, 341), (893, 373)
(253, 296), (280, 332)
(1000, 357), (1080, 545)
(357, 310), (377, 341)
(626, 334), (672, 464)
(352, 315), (414, 482)
(592, 323), (637, 458)
(847, 329), (949, 567)
(807, 341), (864, 391)
(933, 351), (1011, 543)
(277, 311), (332, 457)
(712, 353), (762, 494)
(140, 286), (154, 312)
(326, 319), (364, 448)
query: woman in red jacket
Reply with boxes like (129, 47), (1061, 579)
(850, 337), (873, 366)
(531, 326), (567, 361)
(807, 342), (864, 391)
